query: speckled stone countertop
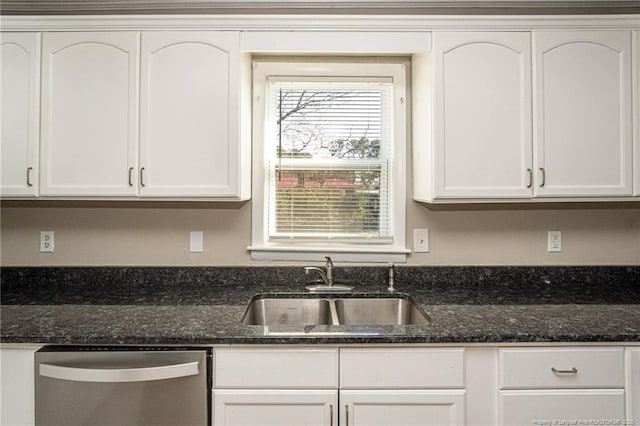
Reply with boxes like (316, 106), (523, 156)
(1, 266), (639, 345)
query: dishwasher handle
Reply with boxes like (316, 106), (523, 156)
(39, 361), (199, 383)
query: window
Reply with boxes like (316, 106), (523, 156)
(249, 60), (408, 262)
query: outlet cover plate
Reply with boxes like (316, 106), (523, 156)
(190, 231), (204, 253)
(548, 230), (562, 252)
(413, 228), (429, 253)
(40, 231), (54, 253)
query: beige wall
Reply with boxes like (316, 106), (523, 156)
(1, 200), (638, 266)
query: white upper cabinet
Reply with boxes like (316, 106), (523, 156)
(1, 32), (40, 197)
(432, 31), (532, 199)
(139, 31), (246, 199)
(634, 31), (639, 197)
(40, 32), (139, 196)
(533, 30), (633, 197)
(415, 29), (636, 203)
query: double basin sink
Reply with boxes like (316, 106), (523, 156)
(242, 294), (429, 326)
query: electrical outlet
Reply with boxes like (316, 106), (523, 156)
(413, 228), (429, 253)
(40, 231), (54, 253)
(190, 231), (203, 253)
(548, 230), (562, 252)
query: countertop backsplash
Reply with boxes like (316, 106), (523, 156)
(1, 265), (639, 306)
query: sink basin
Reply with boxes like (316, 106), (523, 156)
(242, 295), (429, 326)
(334, 298), (429, 325)
(241, 298), (332, 325)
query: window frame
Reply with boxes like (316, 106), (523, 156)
(248, 59), (409, 262)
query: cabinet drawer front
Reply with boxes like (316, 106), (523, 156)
(340, 348), (465, 389)
(499, 348), (624, 389)
(499, 389), (625, 426)
(214, 348), (338, 388)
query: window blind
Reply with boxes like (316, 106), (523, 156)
(266, 80), (393, 243)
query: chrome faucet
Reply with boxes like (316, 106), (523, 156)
(304, 256), (334, 286)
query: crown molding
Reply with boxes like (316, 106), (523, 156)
(1, 0), (640, 15)
(1, 13), (639, 31)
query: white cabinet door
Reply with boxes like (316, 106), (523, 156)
(1, 32), (40, 197)
(213, 389), (337, 426)
(341, 390), (465, 426)
(40, 32), (139, 196)
(140, 31), (244, 198)
(534, 31), (633, 197)
(627, 348), (640, 424)
(499, 389), (625, 426)
(0, 346), (41, 426)
(634, 31), (639, 197)
(432, 32), (532, 199)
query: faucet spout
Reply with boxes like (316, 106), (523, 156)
(303, 256), (352, 293)
(304, 256), (335, 286)
(304, 267), (330, 285)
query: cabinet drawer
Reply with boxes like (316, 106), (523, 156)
(499, 348), (624, 389)
(499, 389), (625, 425)
(340, 348), (465, 389)
(214, 348), (338, 388)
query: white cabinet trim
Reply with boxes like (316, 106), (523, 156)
(1, 15), (639, 32)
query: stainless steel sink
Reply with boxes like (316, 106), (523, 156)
(241, 295), (429, 326)
(334, 297), (429, 325)
(241, 298), (333, 326)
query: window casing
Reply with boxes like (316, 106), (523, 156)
(249, 60), (408, 262)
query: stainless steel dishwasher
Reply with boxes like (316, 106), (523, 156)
(35, 346), (211, 426)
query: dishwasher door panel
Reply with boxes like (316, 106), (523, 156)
(35, 349), (208, 426)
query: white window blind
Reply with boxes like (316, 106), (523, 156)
(266, 80), (394, 243)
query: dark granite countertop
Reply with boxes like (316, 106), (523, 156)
(1, 266), (639, 345)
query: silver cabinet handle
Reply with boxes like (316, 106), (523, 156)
(39, 361), (199, 383)
(128, 167), (134, 187)
(551, 366), (578, 374)
(329, 404), (333, 426)
(345, 405), (349, 426)
(27, 167), (34, 187)
(526, 168), (532, 188)
(140, 167), (146, 187)
(539, 167), (546, 187)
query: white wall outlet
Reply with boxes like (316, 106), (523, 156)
(548, 230), (562, 252)
(413, 228), (429, 253)
(189, 231), (203, 253)
(40, 231), (54, 253)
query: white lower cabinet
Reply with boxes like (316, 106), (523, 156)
(0, 346), (41, 426)
(213, 390), (337, 426)
(1, 344), (637, 425)
(213, 347), (467, 426)
(213, 347), (339, 426)
(341, 390), (465, 426)
(213, 345), (640, 426)
(340, 348), (466, 425)
(498, 347), (627, 426)
(499, 389), (625, 425)
(627, 348), (640, 424)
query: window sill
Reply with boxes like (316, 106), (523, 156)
(247, 245), (410, 262)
